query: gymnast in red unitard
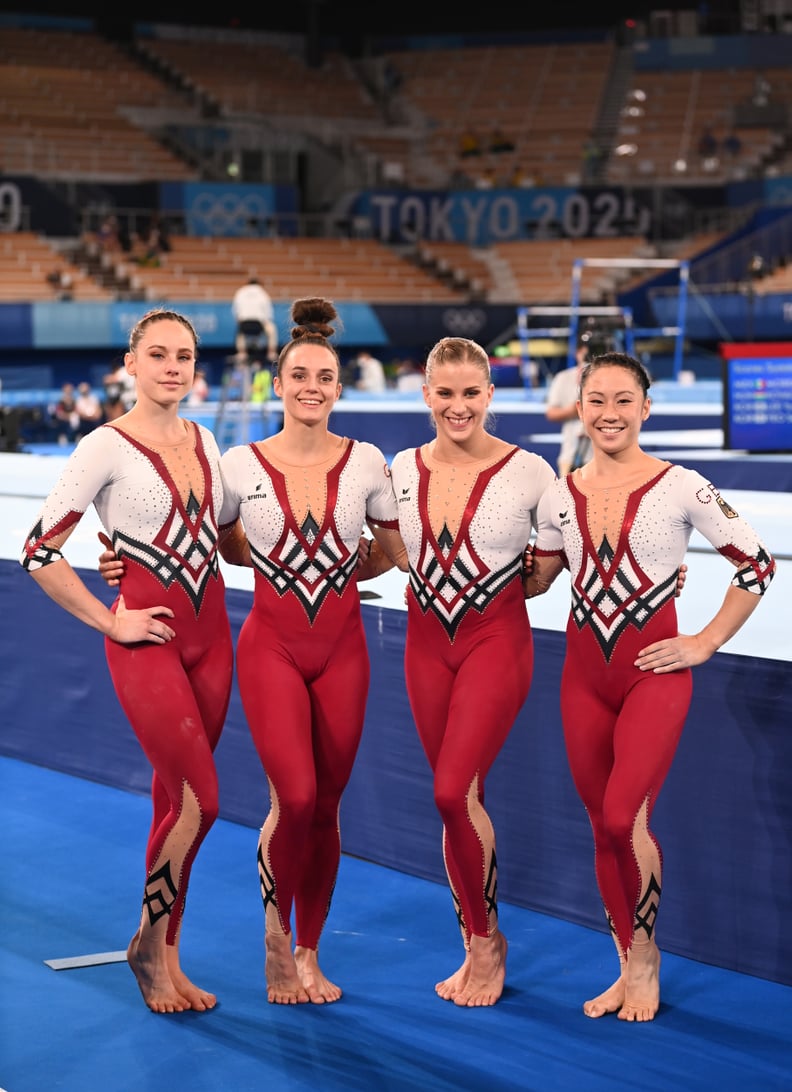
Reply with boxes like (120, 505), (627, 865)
(216, 297), (407, 1005)
(363, 335), (556, 1007)
(525, 351), (775, 1022)
(21, 309), (233, 1014)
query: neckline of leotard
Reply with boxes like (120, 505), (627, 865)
(422, 440), (513, 469)
(255, 436), (349, 468)
(571, 460), (671, 492)
(108, 419), (194, 450)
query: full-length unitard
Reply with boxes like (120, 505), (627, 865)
(21, 422), (233, 945)
(390, 444), (555, 943)
(219, 439), (398, 949)
(533, 464), (775, 955)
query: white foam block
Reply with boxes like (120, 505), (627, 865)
(44, 951), (127, 970)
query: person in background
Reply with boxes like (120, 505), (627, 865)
(354, 349), (387, 393)
(525, 351), (775, 1022)
(216, 297), (406, 1004)
(103, 359), (137, 413)
(545, 340), (593, 476)
(721, 130), (743, 160)
(46, 267), (74, 301)
(22, 309), (234, 1015)
(488, 127), (515, 154)
(101, 371), (126, 422)
(188, 366), (210, 405)
(361, 336), (556, 1007)
(395, 359), (425, 392)
(51, 382), (80, 445)
(697, 125), (718, 161)
(458, 128), (482, 157)
(232, 276), (278, 364)
(75, 380), (104, 435)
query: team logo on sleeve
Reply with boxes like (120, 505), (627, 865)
(698, 483), (738, 518)
(715, 492), (738, 519)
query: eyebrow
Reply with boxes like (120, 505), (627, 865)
(585, 388), (636, 396)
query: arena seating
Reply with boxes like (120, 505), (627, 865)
(114, 236), (467, 304)
(378, 41), (615, 188)
(0, 232), (112, 302)
(0, 26), (196, 181)
(605, 65), (790, 185)
(3, 19), (789, 195)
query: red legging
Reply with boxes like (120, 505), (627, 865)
(105, 573), (233, 946)
(560, 603), (693, 956)
(236, 595), (369, 950)
(405, 581), (534, 941)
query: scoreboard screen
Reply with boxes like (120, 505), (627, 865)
(722, 354), (792, 453)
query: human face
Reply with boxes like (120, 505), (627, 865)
(578, 365), (650, 454)
(274, 343), (341, 424)
(125, 319), (195, 407)
(423, 360), (493, 445)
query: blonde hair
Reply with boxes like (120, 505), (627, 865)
(424, 337), (490, 385)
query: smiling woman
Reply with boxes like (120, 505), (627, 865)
(526, 350), (776, 1023)
(19, 307), (234, 1015)
(363, 335), (556, 1007)
(211, 296), (409, 1005)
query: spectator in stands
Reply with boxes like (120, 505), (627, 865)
(488, 127), (515, 154)
(138, 215), (170, 268)
(474, 166), (498, 189)
(22, 308), (234, 1015)
(51, 382), (80, 445)
(458, 128), (482, 158)
(75, 381), (104, 436)
(97, 214), (121, 254)
(448, 164), (474, 188)
(697, 126), (718, 161)
(354, 349), (387, 393)
(544, 340), (593, 476)
(507, 164), (534, 188)
(525, 351), (775, 1022)
(583, 137), (606, 183)
(46, 268), (74, 301)
(232, 276), (278, 364)
(721, 130), (743, 159)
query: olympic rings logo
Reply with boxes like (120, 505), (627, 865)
(441, 309), (487, 336)
(189, 191), (273, 235)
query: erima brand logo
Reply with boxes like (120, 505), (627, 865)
(398, 487), (411, 503)
(246, 483), (267, 501)
(559, 509), (571, 527)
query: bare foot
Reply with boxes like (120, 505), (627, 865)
(165, 944), (217, 1011)
(127, 930), (190, 1014)
(619, 942), (661, 1022)
(453, 930), (507, 1007)
(583, 974), (626, 1018)
(294, 946), (342, 1004)
(435, 954), (470, 1001)
(265, 930), (310, 1005)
